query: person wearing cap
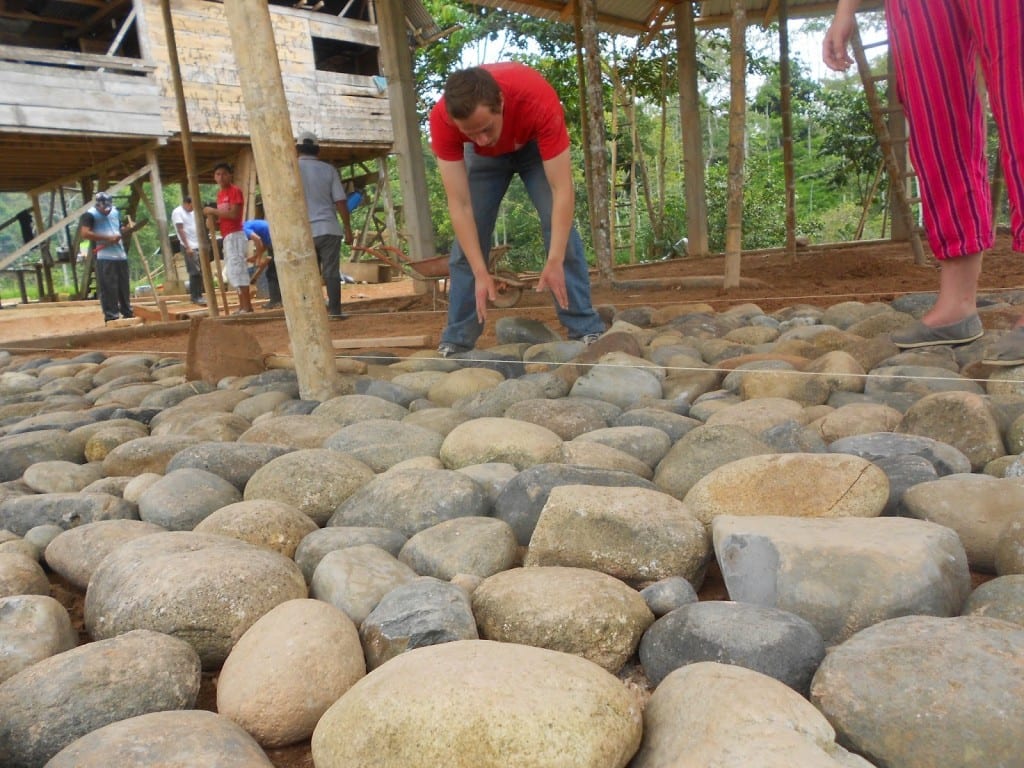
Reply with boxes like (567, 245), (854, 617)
(429, 63), (605, 357)
(296, 131), (354, 318)
(203, 162), (252, 314)
(171, 195), (205, 306)
(79, 192), (134, 322)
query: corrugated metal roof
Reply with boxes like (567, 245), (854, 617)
(466, 1), (884, 36)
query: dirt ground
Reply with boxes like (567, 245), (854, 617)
(5, 234), (1024, 362)
(17, 236), (1021, 766)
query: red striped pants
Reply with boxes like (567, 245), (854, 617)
(887, 0), (1024, 259)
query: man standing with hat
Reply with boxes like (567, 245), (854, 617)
(79, 191), (133, 322)
(296, 131), (354, 318)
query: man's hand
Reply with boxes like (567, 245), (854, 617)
(536, 259), (569, 310)
(474, 272), (497, 323)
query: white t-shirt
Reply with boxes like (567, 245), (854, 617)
(171, 204), (198, 250)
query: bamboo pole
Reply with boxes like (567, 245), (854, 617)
(578, 0), (614, 283)
(676, 2), (709, 258)
(205, 213), (231, 315)
(159, 0), (218, 317)
(723, 0), (747, 289)
(778, 0), (797, 260)
(129, 225), (169, 322)
(222, 0), (341, 400)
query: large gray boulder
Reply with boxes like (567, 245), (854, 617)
(137, 468), (242, 530)
(811, 615), (1024, 768)
(0, 629), (201, 767)
(43, 519), (165, 590)
(328, 468), (487, 536)
(0, 492), (136, 536)
(85, 531), (307, 668)
(713, 515), (971, 644)
(0, 429), (86, 482)
(639, 600), (825, 693)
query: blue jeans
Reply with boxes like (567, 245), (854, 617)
(440, 141), (605, 350)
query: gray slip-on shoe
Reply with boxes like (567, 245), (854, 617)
(982, 327), (1024, 366)
(890, 314), (983, 349)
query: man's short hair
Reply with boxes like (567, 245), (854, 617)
(183, 195), (192, 204)
(444, 67), (502, 121)
(214, 162), (233, 174)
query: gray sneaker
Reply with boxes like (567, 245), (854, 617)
(581, 333), (602, 345)
(437, 342), (467, 358)
(890, 314), (983, 349)
(982, 327), (1024, 366)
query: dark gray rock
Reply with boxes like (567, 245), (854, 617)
(328, 468), (488, 537)
(495, 317), (561, 345)
(612, 407), (698, 440)
(639, 601), (826, 693)
(811, 615), (1024, 768)
(0, 629), (201, 768)
(137, 468), (242, 530)
(360, 577), (478, 669)
(639, 576), (699, 618)
(872, 453), (940, 515)
(961, 575), (1024, 627)
(294, 526), (408, 584)
(493, 463), (659, 545)
(0, 429), (86, 482)
(166, 441), (294, 491)
(829, 431), (971, 476)
(0, 492), (137, 536)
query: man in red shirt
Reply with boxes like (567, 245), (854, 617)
(429, 63), (605, 357)
(203, 162), (252, 313)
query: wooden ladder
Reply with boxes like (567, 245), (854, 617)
(850, 23), (927, 264)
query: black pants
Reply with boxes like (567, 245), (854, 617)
(96, 259), (132, 321)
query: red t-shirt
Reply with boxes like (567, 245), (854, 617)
(216, 185), (244, 237)
(429, 62), (571, 162)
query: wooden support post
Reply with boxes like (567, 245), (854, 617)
(778, 0), (798, 259)
(159, 0), (219, 317)
(374, 0), (435, 266)
(723, 0), (747, 289)
(29, 194), (56, 301)
(129, 228), (169, 322)
(205, 214), (231, 315)
(222, 0), (341, 401)
(145, 148), (182, 295)
(676, 1), (709, 258)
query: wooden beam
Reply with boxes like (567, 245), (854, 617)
(330, 335), (432, 349)
(0, 44), (155, 73)
(778, 0), (797, 258)
(222, 0), (342, 400)
(0, 164), (151, 272)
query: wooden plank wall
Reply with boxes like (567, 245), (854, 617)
(138, 0), (392, 146)
(0, 57), (164, 137)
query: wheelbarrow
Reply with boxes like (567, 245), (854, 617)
(350, 245), (527, 309)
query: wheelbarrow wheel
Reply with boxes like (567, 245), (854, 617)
(491, 270), (523, 308)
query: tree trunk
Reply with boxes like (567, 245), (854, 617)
(577, 0), (614, 283)
(724, 0), (747, 288)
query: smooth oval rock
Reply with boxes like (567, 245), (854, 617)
(217, 599), (365, 748)
(85, 532), (307, 668)
(311, 640), (642, 768)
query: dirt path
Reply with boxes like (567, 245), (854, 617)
(4, 236), (1023, 363)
